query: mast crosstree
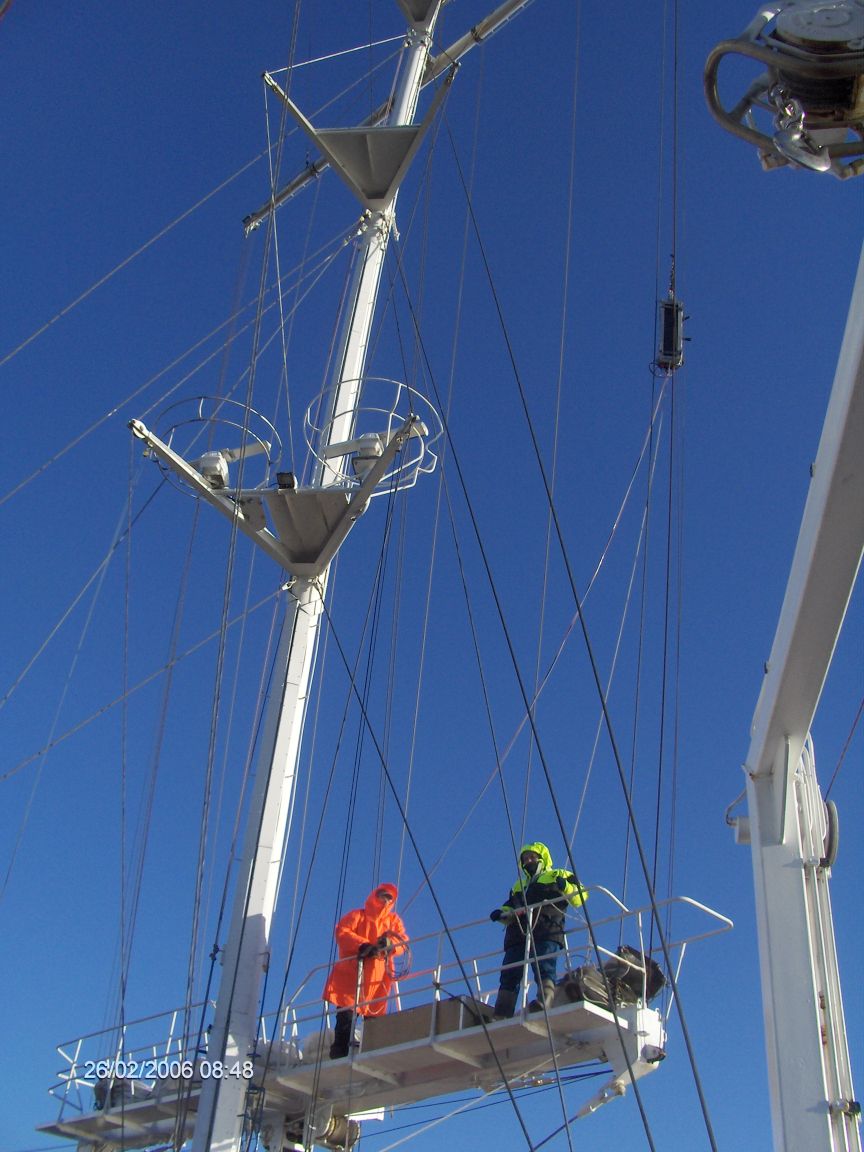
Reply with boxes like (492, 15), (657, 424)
(39, 4), (721, 1148)
(38, 4), (863, 1152)
(188, 7), (444, 1149)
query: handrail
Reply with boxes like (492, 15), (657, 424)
(46, 890), (732, 1118)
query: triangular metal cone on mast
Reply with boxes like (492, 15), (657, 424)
(192, 6), (444, 1151)
(264, 67), (453, 213)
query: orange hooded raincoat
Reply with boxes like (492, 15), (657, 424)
(323, 883), (407, 1017)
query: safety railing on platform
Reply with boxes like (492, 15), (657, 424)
(44, 890), (731, 1124)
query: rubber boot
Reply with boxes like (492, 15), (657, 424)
(329, 1009), (354, 1059)
(528, 979), (556, 1013)
(493, 987), (518, 1019)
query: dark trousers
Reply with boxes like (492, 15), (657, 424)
(498, 937), (559, 992)
(330, 1008), (356, 1058)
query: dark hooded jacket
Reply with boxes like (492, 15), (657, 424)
(323, 884), (408, 1016)
(494, 842), (587, 949)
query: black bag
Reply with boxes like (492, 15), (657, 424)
(560, 946), (665, 1008)
(559, 964), (612, 1009)
(603, 945), (666, 1004)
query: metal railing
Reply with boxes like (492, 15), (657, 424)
(45, 890), (732, 1123)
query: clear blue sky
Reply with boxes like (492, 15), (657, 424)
(1, 3), (861, 1151)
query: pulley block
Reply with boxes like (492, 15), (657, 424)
(704, 0), (864, 177)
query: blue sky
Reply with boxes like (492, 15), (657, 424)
(1, 3), (861, 1151)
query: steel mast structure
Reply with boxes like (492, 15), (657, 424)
(135, 3), (447, 1147)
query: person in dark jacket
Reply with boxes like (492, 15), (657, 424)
(489, 841), (587, 1017)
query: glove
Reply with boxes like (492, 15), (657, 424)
(555, 876), (569, 892)
(357, 942), (376, 959)
(489, 908), (502, 922)
(376, 934), (393, 954)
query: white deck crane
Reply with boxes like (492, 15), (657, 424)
(706, 5), (863, 1148)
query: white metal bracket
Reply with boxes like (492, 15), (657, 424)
(129, 414), (425, 577)
(262, 67), (455, 211)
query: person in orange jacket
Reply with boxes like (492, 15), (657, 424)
(323, 882), (408, 1059)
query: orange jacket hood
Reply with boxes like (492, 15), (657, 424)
(364, 883), (398, 919)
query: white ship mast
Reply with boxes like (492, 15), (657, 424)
(149, 5), (444, 1148)
(129, 3), (542, 1148)
(34, 5), (861, 1151)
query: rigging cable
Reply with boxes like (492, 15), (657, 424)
(0, 480), (163, 713)
(262, 9), (304, 473)
(117, 438), (132, 1136)
(570, 400), (668, 850)
(191, 590), (286, 1144)
(184, 10), (313, 1140)
(385, 71), (485, 885)
(395, 128), (716, 1152)
(521, 0), (582, 852)
(200, 551), (263, 965)
(0, 491), (140, 899)
(824, 695), (863, 799)
(0, 39), (406, 378)
(120, 494), (204, 1012)
(0, 155), (263, 373)
(317, 597), (540, 1151)
(644, 0), (686, 970)
(402, 374), (674, 910)
(649, 380), (677, 921)
(0, 227), (351, 514)
(1, 588), (282, 783)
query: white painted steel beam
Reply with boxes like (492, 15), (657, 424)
(743, 243), (864, 1152)
(193, 10), (443, 1152)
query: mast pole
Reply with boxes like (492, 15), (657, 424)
(193, 8), (442, 1151)
(242, 0), (536, 234)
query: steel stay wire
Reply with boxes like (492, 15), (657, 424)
(521, 1), (582, 852)
(377, 104), (707, 1148)
(570, 405), (668, 852)
(178, 246), (276, 1151)
(389, 190), (664, 1148)
(438, 114), (719, 1152)
(113, 481), (205, 1062)
(317, 595), (540, 1151)
(400, 376), (670, 910)
(0, 40), (405, 376)
(0, 476), (163, 900)
(0, 226), (352, 515)
(649, 378), (679, 944)
(2, 589), (283, 783)
(180, 54), (312, 1141)
(0, 477), (164, 714)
